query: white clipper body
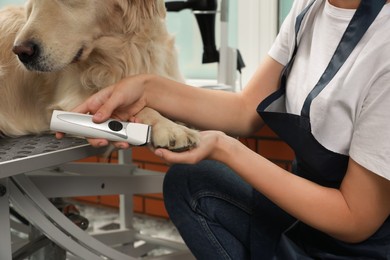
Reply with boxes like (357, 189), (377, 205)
(50, 110), (151, 146)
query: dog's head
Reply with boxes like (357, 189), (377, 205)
(12, 0), (166, 72)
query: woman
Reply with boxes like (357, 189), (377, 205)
(61, 0), (390, 258)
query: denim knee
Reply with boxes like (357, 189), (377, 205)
(162, 161), (253, 260)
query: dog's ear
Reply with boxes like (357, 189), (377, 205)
(115, 0), (166, 19)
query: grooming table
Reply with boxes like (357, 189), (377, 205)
(0, 135), (193, 260)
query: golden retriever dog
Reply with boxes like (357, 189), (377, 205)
(0, 0), (199, 150)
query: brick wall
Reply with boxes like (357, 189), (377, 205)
(74, 125), (294, 219)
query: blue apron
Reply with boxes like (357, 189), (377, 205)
(252, 0), (390, 258)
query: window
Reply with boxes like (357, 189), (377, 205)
(279, 0), (294, 26)
(169, 1), (280, 87)
(166, 0), (238, 81)
(0, 0), (25, 7)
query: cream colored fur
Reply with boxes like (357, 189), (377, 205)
(0, 0), (199, 150)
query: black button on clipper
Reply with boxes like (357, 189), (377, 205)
(108, 121), (123, 132)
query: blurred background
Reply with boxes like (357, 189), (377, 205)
(0, 0), (294, 85)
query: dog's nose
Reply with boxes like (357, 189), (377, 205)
(12, 41), (40, 64)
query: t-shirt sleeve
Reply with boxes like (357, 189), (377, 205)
(268, 11), (294, 65)
(350, 72), (390, 181)
(268, 0), (309, 65)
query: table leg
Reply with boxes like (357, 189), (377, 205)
(118, 149), (134, 229)
(0, 179), (12, 260)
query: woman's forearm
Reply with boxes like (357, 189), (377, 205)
(140, 56), (285, 136)
(141, 74), (262, 136)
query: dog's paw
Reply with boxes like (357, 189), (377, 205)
(151, 122), (200, 151)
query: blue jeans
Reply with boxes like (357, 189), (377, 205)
(163, 160), (295, 260)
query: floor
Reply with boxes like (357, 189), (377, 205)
(70, 199), (186, 257)
(75, 199), (183, 242)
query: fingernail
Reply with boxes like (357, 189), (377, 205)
(155, 150), (163, 157)
(98, 141), (107, 147)
(94, 112), (103, 121)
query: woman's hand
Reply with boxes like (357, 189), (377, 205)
(153, 130), (237, 165)
(75, 75), (148, 123)
(55, 75), (149, 144)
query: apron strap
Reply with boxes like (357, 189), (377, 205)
(301, 0), (387, 118)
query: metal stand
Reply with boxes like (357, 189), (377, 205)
(217, 0), (238, 89)
(0, 179), (12, 260)
(0, 135), (194, 260)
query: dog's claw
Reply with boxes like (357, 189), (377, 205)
(170, 145), (195, 153)
(156, 143), (196, 153)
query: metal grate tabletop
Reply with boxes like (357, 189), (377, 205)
(0, 135), (105, 178)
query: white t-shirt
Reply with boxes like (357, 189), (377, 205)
(268, 0), (390, 181)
